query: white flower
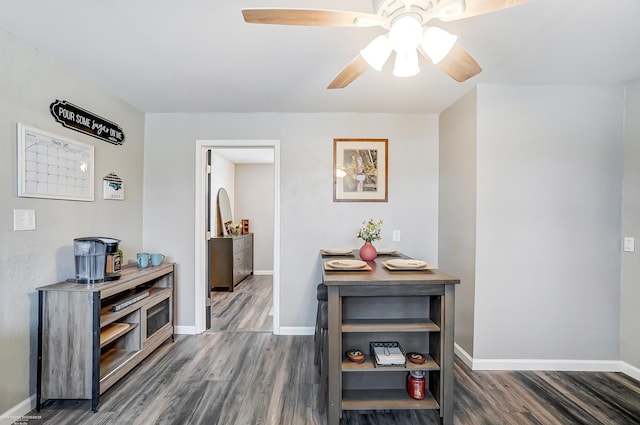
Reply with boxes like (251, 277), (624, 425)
(356, 219), (383, 243)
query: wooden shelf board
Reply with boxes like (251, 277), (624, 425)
(99, 264), (173, 299)
(100, 348), (138, 380)
(100, 322), (138, 347)
(342, 388), (439, 410)
(100, 287), (172, 327)
(342, 354), (440, 372)
(342, 318), (440, 333)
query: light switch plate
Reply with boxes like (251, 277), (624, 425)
(14, 209), (36, 231)
(392, 230), (401, 242)
(624, 237), (635, 252)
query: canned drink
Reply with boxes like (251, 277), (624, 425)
(407, 370), (426, 400)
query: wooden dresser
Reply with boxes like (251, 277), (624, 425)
(209, 233), (253, 291)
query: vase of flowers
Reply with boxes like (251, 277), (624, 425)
(356, 219), (382, 261)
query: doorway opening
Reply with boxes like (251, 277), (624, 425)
(194, 140), (281, 334)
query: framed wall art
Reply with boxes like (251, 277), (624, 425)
(17, 123), (94, 201)
(333, 138), (388, 202)
(103, 172), (124, 200)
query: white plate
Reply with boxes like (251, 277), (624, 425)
(326, 260), (367, 269)
(385, 259), (428, 269)
(321, 249), (354, 256)
(376, 249), (400, 255)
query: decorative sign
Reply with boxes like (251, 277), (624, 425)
(50, 99), (125, 145)
(103, 172), (124, 200)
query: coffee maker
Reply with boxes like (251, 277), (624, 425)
(73, 237), (121, 283)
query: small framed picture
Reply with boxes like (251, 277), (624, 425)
(103, 172), (124, 200)
(333, 138), (388, 202)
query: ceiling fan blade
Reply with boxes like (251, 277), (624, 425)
(242, 9), (380, 27)
(440, 0), (532, 21)
(419, 43), (482, 82)
(327, 55), (369, 89)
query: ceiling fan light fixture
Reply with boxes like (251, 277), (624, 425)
(421, 26), (457, 64)
(360, 35), (393, 71)
(436, 0), (466, 21)
(393, 49), (419, 77)
(388, 15), (423, 52)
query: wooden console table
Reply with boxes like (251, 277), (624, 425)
(321, 252), (459, 425)
(37, 263), (175, 412)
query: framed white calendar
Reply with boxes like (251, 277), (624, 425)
(17, 123), (94, 201)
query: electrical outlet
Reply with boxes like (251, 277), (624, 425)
(392, 230), (401, 242)
(14, 209), (36, 231)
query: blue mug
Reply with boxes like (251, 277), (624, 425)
(151, 253), (165, 267)
(137, 252), (150, 268)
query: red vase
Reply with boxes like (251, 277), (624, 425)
(359, 242), (377, 261)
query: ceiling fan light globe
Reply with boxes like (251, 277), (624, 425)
(421, 26), (457, 64)
(388, 15), (423, 52)
(393, 49), (420, 77)
(360, 35), (393, 71)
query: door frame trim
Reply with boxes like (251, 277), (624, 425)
(194, 139), (281, 334)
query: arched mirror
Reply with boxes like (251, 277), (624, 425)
(217, 188), (233, 236)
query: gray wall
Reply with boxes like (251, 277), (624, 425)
(0, 30), (145, 413)
(622, 79), (640, 370)
(439, 88), (478, 358)
(235, 164), (274, 272)
(474, 85), (623, 361)
(440, 84), (625, 365)
(143, 113), (440, 328)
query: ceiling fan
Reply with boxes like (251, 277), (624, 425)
(242, 0), (532, 88)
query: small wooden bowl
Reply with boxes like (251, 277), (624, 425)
(407, 352), (427, 365)
(346, 349), (365, 364)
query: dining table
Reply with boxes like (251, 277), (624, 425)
(320, 249), (460, 425)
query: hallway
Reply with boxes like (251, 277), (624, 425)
(208, 275), (273, 333)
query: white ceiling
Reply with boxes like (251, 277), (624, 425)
(1, 0), (640, 114)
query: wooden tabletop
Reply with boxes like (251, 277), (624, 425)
(321, 251), (459, 286)
(37, 262), (175, 293)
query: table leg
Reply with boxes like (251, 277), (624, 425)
(327, 287), (341, 425)
(441, 285), (455, 425)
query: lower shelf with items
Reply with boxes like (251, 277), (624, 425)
(342, 389), (439, 410)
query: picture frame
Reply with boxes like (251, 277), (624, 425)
(103, 172), (124, 200)
(17, 123), (94, 201)
(333, 138), (388, 202)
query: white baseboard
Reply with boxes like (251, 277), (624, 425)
(253, 270), (273, 276)
(0, 394), (37, 425)
(622, 361), (640, 381)
(277, 326), (314, 336)
(174, 325), (199, 335)
(454, 344), (639, 378)
(454, 343), (473, 369)
(472, 358), (622, 372)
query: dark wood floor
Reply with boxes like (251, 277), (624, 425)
(23, 276), (640, 424)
